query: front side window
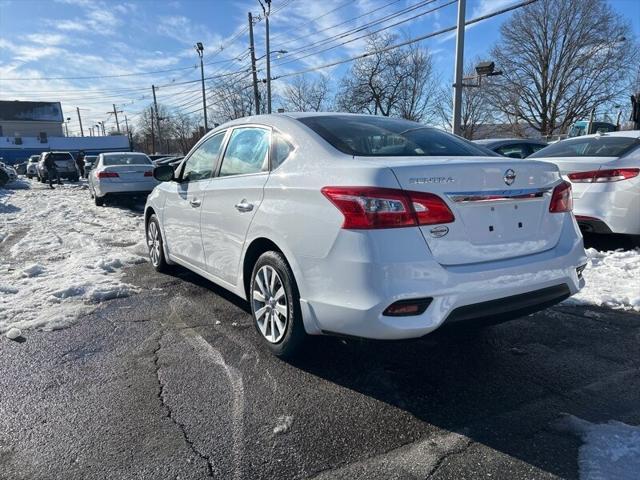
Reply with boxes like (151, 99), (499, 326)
(530, 136), (640, 158)
(219, 127), (270, 176)
(297, 115), (488, 157)
(182, 132), (225, 182)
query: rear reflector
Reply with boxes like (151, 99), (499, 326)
(321, 186), (454, 229)
(568, 168), (639, 183)
(97, 171), (119, 178)
(144, 171), (153, 177)
(549, 181), (572, 213)
(383, 298), (432, 317)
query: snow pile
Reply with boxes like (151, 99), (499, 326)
(570, 248), (640, 311)
(553, 415), (640, 480)
(0, 181), (148, 333)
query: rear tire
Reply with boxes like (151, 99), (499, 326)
(94, 195), (105, 206)
(250, 251), (306, 358)
(146, 214), (169, 272)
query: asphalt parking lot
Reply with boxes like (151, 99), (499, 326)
(1, 190), (639, 480)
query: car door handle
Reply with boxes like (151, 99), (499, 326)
(235, 201), (254, 212)
(189, 198), (201, 208)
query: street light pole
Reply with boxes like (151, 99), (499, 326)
(195, 42), (208, 132)
(452, 0), (466, 136)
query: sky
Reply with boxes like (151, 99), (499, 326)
(1, 0), (639, 135)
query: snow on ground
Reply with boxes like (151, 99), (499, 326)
(554, 415), (640, 480)
(569, 247), (640, 312)
(0, 179), (147, 333)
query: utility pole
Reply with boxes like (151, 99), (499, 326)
(150, 114), (155, 154)
(451, 0), (466, 136)
(112, 104), (121, 133)
(195, 42), (208, 132)
(152, 85), (161, 153)
(248, 12), (261, 115)
(259, 0), (272, 113)
(76, 107), (84, 137)
(124, 115), (132, 150)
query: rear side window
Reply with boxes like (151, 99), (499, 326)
(297, 115), (488, 157)
(49, 153), (73, 161)
(182, 132), (225, 182)
(219, 127), (270, 176)
(271, 132), (294, 170)
(531, 137), (640, 158)
(103, 154), (152, 165)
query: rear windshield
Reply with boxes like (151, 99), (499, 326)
(103, 154), (151, 166)
(530, 136), (640, 158)
(297, 115), (490, 157)
(49, 153), (72, 161)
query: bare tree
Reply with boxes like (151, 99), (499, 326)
(169, 112), (199, 154)
(434, 60), (495, 139)
(488, 0), (637, 136)
(208, 74), (264, 123)
(335, 34), (437, 122)
(280, 74), (331, 112)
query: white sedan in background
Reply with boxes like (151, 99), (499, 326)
(530, 131), (640, 237)
(145, 113), (587, 357)
(89, 152), (158, 206)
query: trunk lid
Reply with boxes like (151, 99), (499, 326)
(361, 156), (564, 265)
(102, 164), (154, 182)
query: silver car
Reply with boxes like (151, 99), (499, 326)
(89, 152), (158, 206)
(37, 151), (79, 182)
(26, 155), (40, 179)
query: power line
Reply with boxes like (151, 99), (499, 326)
(273, 0), (539, 80)
(273, 0), (405, 49)
(273, 0), (453, 68)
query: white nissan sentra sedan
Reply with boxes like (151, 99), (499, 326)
(529, 131), (640, 237)
(89, 152), (158, 206)
(145, 113), (587, 357)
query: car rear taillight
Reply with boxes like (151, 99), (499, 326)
(321, 187), (454, 229)
(568, 168), (639, 183)
(97, 171), (119, 178)
(549, 181), (572, 213)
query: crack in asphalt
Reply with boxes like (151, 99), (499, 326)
(152, 332), (215, 479)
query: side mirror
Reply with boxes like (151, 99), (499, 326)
(153, 164), (175, 182)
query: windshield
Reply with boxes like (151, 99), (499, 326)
(297, 115), (490, 157)
(103, 154), (151, 166)
(530, 136), (640, 158)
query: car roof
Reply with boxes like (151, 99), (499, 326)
(474, 138), (546, 146)
(568, 130), (640, 139)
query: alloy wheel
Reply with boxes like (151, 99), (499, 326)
(146, 221), (161, 267)
(252, 265), (288, 343)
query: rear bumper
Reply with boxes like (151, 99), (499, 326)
(299, 215), (587, 340)
(574, 215), (613, 234)
(95, 181), (157, 197)
(442, 284), (571, 328)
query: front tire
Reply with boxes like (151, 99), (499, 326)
(250, 251), (306, 358)
(146, 214), (169, 272)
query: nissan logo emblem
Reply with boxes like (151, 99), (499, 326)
(504, 169), (516, 186)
